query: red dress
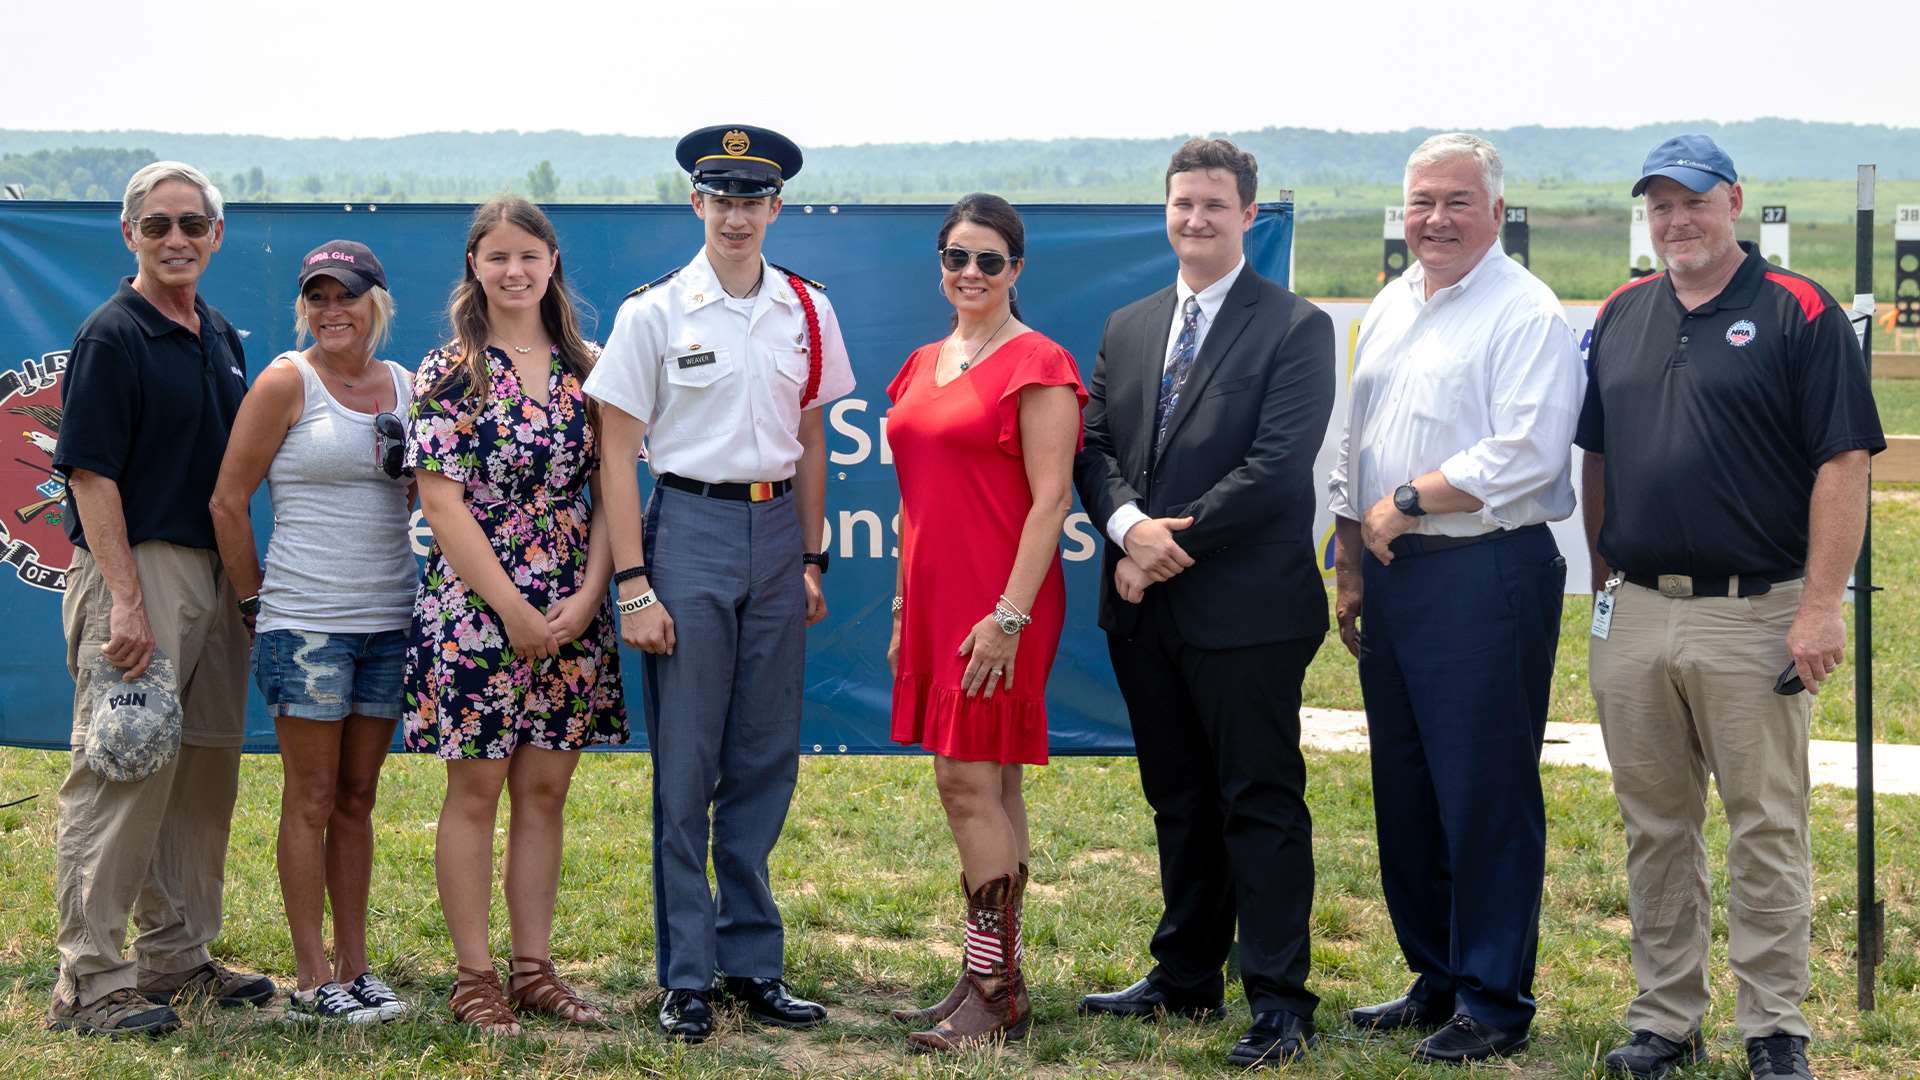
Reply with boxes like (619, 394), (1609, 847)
(886, 331), (1087, 765)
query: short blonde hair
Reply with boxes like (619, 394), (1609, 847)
(294, 284), (396, 353)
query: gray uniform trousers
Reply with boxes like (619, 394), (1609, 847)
(642, 484), (807, 989)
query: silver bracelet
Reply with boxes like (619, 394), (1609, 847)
(990, 594), (1031, 635)
(890, 596), (904, 615)
(617, 589), (658, 615)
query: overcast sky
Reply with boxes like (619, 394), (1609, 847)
(8, 0), (1914, 145)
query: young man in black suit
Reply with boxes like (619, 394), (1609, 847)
(1072, 138), (1335, 1070)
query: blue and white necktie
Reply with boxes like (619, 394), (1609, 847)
(1154, 296), (1202, 456)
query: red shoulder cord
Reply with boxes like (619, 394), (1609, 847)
(784, 271), (824, 408)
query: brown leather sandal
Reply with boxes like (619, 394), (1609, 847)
(450, 964), (520, 1036)
(507, 956), (605, 1026)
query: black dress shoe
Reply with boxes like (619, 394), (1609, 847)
(1603, 1029), (1708, 1078)
(1228, 1010), (1316, 1068)
(657, 988), (713, 1043)
(718, 976), (827, 1029)
(1349, 994), (1450, 1032)
(1411, 1014), (1531, 1063)
(1076, 977), (1224, 1023)
(1746, 1033), (1815, 1079)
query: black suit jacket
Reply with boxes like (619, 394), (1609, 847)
(1072, 267), (1335, 650)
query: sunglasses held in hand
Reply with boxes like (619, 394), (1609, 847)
(374, 411), (410, 480)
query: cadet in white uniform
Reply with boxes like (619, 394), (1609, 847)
(584, 124), (855, 1042)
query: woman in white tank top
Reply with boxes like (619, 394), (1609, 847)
(207, 240), (414, 1024)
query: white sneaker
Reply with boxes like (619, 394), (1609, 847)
(286, 982), (380, 1024)
(346, 972), (409, 1021)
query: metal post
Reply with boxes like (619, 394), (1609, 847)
(1852, 164), (1881, 1012)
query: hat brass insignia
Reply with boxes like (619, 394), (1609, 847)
(723, 130), (751, 156)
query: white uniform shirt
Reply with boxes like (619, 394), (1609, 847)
(584, 247), (856, 483)
(1103, 257), (1247, 547)
(1327, 242), (1584, 536)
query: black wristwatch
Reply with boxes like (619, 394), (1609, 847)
(237, 594), (261, 617)
(802, 552), (829, 575)
(1393, 483), (1426, 517)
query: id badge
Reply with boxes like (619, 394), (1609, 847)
(1590, 572), (1622, 640)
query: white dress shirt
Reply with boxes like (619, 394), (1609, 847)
(1327, 242), (1583, 536)
(1103, 257), (1247, 547)
(585, 247), (856, 483)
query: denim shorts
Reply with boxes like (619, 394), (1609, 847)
(253, 628), (406, 722)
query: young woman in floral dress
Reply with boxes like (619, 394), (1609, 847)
(403, 197), (625, 1035)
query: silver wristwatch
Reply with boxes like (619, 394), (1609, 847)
(989, 595), (1031, 636)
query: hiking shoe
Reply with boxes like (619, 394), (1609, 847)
(47, 986), (181, 1037)
(139, 960), (276, 1008)
(346, 972), (409, 1021)
(286, 982), (380, 1024)
(1747, 1033), (1816, 1079)
(1604, 1029), (1708, 1078)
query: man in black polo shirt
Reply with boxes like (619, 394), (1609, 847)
(46, 162), (271, 1037)
(1577, 135), (1883, 1080)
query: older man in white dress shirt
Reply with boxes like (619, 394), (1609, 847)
(1326, 132), (1584, 1065)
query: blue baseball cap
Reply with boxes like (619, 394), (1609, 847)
(1632, 134), (1739, 197)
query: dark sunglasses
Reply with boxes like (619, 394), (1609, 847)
(373, 411), (410, 480)
(134, 213), (215, 239)
(939, 245), (1016, 277)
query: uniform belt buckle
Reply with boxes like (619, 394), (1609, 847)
(1657, 574), (1693, 598)
(747, 481), (775, 503)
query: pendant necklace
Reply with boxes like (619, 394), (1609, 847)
(955, 312), (1014, 372)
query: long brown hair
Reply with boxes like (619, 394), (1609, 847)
(435, 196), (597, 408)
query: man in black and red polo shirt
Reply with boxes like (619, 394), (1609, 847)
(1576, 134), (1883, 1080)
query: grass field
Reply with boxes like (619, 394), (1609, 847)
(1286, 204), (1917, 302)
(0, 498), (1915, 1078)
(1, 743), (1915, 1079)
(1875, 380), (1920, 435)
(1298, 489), (1920, 746)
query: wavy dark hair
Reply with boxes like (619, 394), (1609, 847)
(937, 192), (1025, 322)
(435, 196), (597, 411)
(1165, 137), (1258, 207)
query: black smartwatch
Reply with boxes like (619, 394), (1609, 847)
(1393, 483), (1426, 517)
(237, 594), (261, 617)
(802, 552), (829, 575)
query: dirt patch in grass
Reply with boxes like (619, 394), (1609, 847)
(830, 932), (960, 962)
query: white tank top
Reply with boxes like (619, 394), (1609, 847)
(256, 352), (418, 634)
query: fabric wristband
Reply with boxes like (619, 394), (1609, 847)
(613, 566), (650, 586)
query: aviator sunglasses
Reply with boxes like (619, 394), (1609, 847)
(134, 212), (215, 239)
(939, 245), (1017, 277)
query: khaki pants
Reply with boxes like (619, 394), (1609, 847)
(55, 541), (248, 1003)
(1590, 579), (1813, 1041)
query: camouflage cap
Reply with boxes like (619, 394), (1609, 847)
(81, 648), (182, 783)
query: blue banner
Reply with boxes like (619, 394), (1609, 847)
(0, 199), (1293, 753)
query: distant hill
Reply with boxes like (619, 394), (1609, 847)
(3, 120), (1915, 205)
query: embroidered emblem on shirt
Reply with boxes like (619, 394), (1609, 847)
(723, 130), (751, 156)
(1725, 319), (1757, 348)
(677, 351), (717, 369)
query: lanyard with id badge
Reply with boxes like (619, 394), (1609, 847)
(1591, 571), (1623, 639)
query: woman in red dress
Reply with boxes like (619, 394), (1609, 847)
(885, 193), (1086, 1050)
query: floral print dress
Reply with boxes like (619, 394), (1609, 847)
(401, 344), (626, 759)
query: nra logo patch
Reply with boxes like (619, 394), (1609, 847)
(1726, 319), (1757, 348)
